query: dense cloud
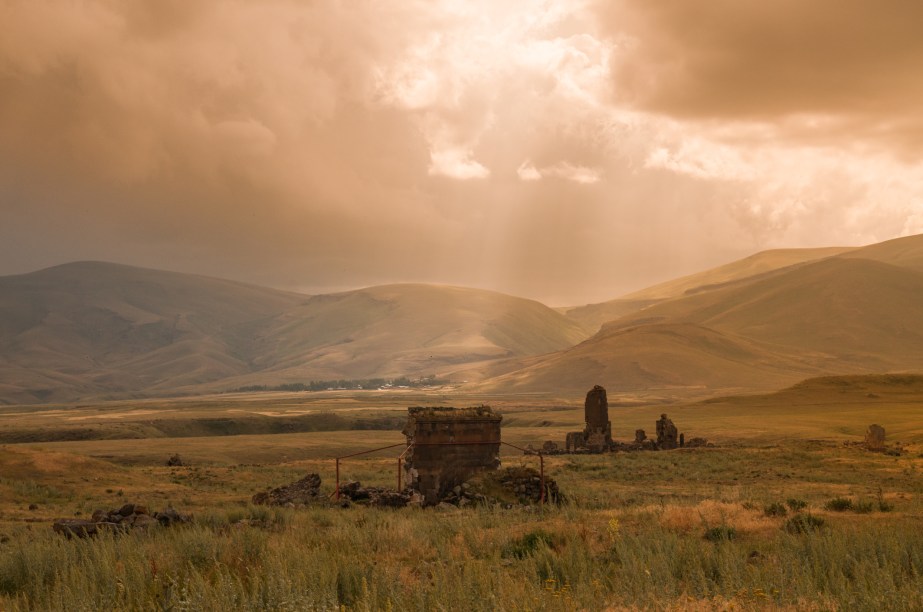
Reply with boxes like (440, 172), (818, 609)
(0, 1), (921, 304)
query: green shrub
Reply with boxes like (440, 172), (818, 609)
(853, 500), (874, 514)
(824, 497), (853, 512)
(703, 526), (736, 542)
(786, 498), (808, 511)
(763, 502), (787, 517)
(877, 488), (894, 512)
(502, 529), (557, 559)
(784, 513), (826, 534)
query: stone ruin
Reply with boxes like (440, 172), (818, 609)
(547, 386), (709, 453)
(565, 385), (614, 452)
(864, 424), (886, 451)
(252, 473), (322, 507)
(656, 413), (679, 450)
(53, 504), (191, 538)
(403, 405), (502, 505)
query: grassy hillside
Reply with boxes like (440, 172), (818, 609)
(475, 321), (829, 395)
(488, 235), (923, 395)
(610, 257), (923, 369)
(0, 262), (305, 404)
(563, 246), (852, 332)
(838, 232), (923, 271)
(204, 283), (589, 392)
(0, 265), (588, 404)
(623, 246), (855, 301)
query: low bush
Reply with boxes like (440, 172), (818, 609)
(704, 526), (736, 542)
(502, 529), (557, 559)
(763, 502), (787, 517)
(786, 498), (808, 511)
(784, 513), (826, 534)
(824, 497), (854, 512)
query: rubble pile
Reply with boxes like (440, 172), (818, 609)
(338, 481), (413, 507)
(494, 466), (562, 504)
(252, 473), (322, 507)
(53, 504), (191, 538)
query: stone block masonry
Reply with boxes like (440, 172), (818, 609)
(403, 405), (502, 505)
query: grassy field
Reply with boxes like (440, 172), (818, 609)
(1, 376), (922, 610)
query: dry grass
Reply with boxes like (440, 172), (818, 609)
(1, 385), (923, 609)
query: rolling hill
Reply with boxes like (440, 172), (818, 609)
(0, 263), (588, 404)
(563, 246), (853, 332)
(480, 234), (923, 394)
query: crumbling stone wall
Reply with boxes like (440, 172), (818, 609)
(403, 406), (501, 504)
(656, 413), (678, 450)
(865, 424), (886, 451)
(584, 385), (613, 451)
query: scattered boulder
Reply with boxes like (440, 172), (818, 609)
(865, 424), (886, 451)
(634, 429), (646, 444)
(684, 437), (710, 448)
(252, 473), (322, 506)
(53, 519), (101, 539)
(337, 481), (413, 507)
(541, 440), (559, 452)
(166, 454), (185, 467)
(53, 504), (189, 538)
(484, 466), (563, 505)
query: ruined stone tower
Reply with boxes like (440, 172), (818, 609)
(583, 385), (612, 451)
(402, 406), (502, 505)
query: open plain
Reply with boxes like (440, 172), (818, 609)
(2, 375), (922, 610)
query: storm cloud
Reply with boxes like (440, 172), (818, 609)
(1, 0), (921, 304)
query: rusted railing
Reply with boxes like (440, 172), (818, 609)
(333, 442), (407, 500)
(332, 439), (546, 506)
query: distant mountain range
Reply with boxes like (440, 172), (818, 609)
(0, 262), (586, 403)
(2, 233), (923, 404)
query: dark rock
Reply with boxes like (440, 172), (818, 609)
(252, 473), (322, 506)
(153, 507), (191, 527)
(53, 519), (98, 539)
(166, 454), (184, 467)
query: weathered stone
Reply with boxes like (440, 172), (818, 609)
(656, 414), (679, 450)
(403, 405), (501, 505)
(541, 440), (559, 452)
(166, 453), (184, 467)
(584, 385), (612, 451)
(153, 507), (191, 527)
(53, 519), (98, 539)
(118, 503), (135, 517)
(252, 473), (322, 506)
(634, 429), (646, 444)
(132, 514), (157, 530)
(865, 424), (886, 451)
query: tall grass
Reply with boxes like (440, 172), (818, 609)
(2, 502), (922, 610)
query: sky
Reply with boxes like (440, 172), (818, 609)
(2, 0), (922, 305)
